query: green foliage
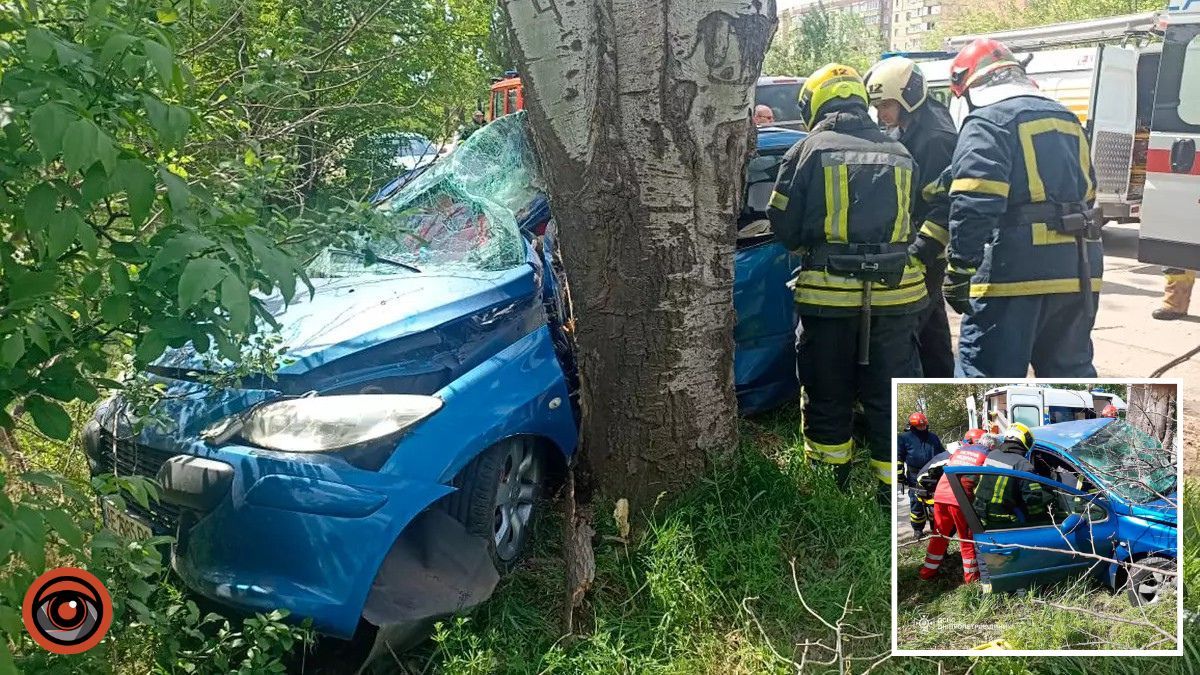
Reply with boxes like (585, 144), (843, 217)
(764, 5), (882, 78)
(927, 0), (1165, 50)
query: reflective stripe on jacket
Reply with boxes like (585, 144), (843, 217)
(947, 96), (1103, 298)
(768, 105), (928, 317)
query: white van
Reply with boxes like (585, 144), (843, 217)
(980, 386), (1127, 430)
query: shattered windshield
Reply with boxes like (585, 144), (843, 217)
(310, 113), (540, 277)
(1070, 420), (1176, 505)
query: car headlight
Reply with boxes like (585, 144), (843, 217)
(202, 394), (442, 453)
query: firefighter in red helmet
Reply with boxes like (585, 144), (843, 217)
(1102, 404), (1119, 418)
(944, 38), (1102, 377)
(897, 412), (944, 539)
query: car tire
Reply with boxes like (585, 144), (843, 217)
(1126, 555), (1174, 606)
(443, 437), (544, 573)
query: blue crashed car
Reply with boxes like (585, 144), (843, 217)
(944, 418), (1178, 606)
(84, 113), (805, 639)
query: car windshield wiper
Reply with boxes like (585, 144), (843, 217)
(330, 248), (421, 273)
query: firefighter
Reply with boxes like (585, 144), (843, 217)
(971, 422), (1050, 529)
(1101, 404), (1119, 419)
(768, 64), (927, 504)
(943, 39), (1103, 377)
(865, 57), (957, 377)
(919, 438), (989, 584)
(460, 110), (486, 141)
(1153, 268), (1195, 320)
(898, 412), (945, 538)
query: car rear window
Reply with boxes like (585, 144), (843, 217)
(755, 82), (804, 124)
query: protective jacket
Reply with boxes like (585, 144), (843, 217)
(897, 428), (945, 486)
(972, 440), (1049, 527)
(947, 95), (1103, 298)
(768, 104), (928, 317)
(933, 444), (988, 505)
(900, 99), (957, 259)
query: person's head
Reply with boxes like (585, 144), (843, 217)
(1102, 404), (1119, 418)
(950, 38), (1034, 111)
(798, 63), (869, 129)
(863, 56), (927, 129)
(963, 428), (985, 445)
(908, 411), (928, 431)
(472, 110), (485, 123)
(1003, 422), (1033, 451)
(753, 104), (775, 126)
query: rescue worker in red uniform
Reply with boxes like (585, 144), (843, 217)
(768, 64), (926, 504)
(865, 57), (958, 377)
(943, 39), (1103, 377)
(897, 412), (945, 538)
(920, 440), (989, 584)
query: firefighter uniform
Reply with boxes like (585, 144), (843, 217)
(1154, 267), (1195, 320)
(946, 58), (1103, 377)
(972, 440), (1049, 529)
(897, 101), (958, 377)
(898, 427), (945, 534)
(921, 443), (989, 584)
(768, 64), (926, 499)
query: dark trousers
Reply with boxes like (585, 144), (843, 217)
(796, 311), (921, 484)
(908, 488), (928, 533)
(916, 262), (954, 378)
(957, 293), (1098, 377)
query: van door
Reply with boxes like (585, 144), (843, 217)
(1007, 389), (1045, 428)
(1138, 16), (1200, 268)
(1088, 46), (1138, 218)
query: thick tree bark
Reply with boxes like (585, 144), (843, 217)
(1127, 383), (1177, 449)
(501, 1), (776, 506)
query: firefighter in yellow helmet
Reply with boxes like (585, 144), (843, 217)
(971, 422), (1050, 529)
(768, 64), (927, 505)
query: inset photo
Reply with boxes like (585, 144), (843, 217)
(892, 380), (1182, 655)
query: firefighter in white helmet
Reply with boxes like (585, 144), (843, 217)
(864, 56), (958, 378)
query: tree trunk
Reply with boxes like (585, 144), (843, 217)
(1127, 383), (1177, 449)
(500, 1), (776, 506)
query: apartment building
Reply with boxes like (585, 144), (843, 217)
(782, 0), (893, 43)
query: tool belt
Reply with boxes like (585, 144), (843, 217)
(1005, 201), (1104, 239)
(803, 242), (909, 288)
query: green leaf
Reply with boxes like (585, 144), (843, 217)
(95, 130), (117, 174)
(142, 38), (176, 89)
(8, 270), (58, 304)
(1, 331), (24, 366)
(23, 182), (57, 234)
(29, 102), (70, 162)
(117, 159), (156, 225)
(178, 258), (228, 310)
(100, 31), (137, 65)
(101, 293), (131, 324)
(48, 208), (81, 258)
(80, 164), (112, 205)
(156, 7), (180, 24)
(108, 261), (131, 293)
(77, 219), (99, 255)
(25, 395), (72, 440)
(152, 232), (216, 270)
(26, 27), (54, 62)
(159, 167), (190, 213)
(43, 508), (83, 548)
(26, 322), (49, 354)
(81, 270), (103, 295)
(220, 275), (250, 329)
(62, 119), (100, 173)
(136, 330), (167, 364)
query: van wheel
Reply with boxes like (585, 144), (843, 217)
(444, 438), (544, 572)
(1126, 555), (1174, 606)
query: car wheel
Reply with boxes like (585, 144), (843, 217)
(444, 438), (544, 572)
(1126, 555), (1174, 606)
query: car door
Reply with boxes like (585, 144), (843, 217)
(944, 465), (1118, 593)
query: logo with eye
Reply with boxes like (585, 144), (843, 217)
(22, 567), (113, 655)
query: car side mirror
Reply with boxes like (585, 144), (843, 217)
(1171, 138), (1196, 174)
(1058, 513), (1084, 534)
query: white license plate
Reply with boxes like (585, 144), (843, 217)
(101, 498), (153, 541)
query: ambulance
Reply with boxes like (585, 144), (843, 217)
(898, 4), (1199, 266)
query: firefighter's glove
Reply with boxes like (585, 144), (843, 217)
(943, 266), (976, 316)
(908, 234), (943, 269)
